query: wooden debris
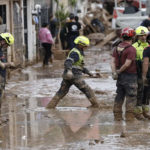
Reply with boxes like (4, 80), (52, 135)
(96, 31), (117, 47)
(81, 1), (115, 47)
(83, 16), (97, 33)
(87, 33), (105, 46)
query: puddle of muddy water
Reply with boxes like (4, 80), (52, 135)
(1, 95), (150, 150)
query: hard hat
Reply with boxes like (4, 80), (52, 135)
(121, 27), (135, 38)
(74, 36), (90, 46)
(0, 33), (14, 45)
(135, 26), (149, 35)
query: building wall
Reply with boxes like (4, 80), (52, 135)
(27, 0), (36, 62)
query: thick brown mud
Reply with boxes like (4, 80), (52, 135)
(0, 48), (150, 150)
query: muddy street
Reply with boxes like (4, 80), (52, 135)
(0, 47), (150, 150)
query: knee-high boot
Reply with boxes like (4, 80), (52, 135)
(46, 95), (60, 109)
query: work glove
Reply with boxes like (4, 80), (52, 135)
(112, 72), (118, 80)
(83, 68), (93, 77)
(65, 69), (73, 80)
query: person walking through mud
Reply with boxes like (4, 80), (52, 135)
(0, 33), (15, 109)
(133, 26), (150, 120)
(38, 22), (54, 67)
(111, 27), (137, 121)
(46, 36), (99, 109)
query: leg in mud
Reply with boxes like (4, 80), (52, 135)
(46, 79), (72, 109)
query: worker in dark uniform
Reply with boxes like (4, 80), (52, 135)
(133, 26), (149, 120)
(46, 36), (99, 109)
(65, 13), (81, 50)
(142, 45), (150, 120)
(0, 33), (15, 109)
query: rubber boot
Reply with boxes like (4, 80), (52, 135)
(88, 97), (99, 108)
(46, 95), (60, 109)
(142, 105), (150, 119)
(134, 106), (145, 120)
(113, 101), (123, 121)
(125, 112), (136, 121)
(114, 112), (123, 121)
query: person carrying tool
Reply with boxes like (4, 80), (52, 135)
(46, 36), (99, 109)
(133, 26), (149, 120)
(111, 27), (137, 121)
(0, 33), (15, 109)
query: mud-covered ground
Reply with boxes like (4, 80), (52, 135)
(0, 47), (150, 150)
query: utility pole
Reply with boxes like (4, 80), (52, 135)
(146, 0), (150, 15)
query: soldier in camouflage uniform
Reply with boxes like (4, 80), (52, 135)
(46, 36), (99, 109)
(111, 27), (137, 121)
(0, 33), (15, 109)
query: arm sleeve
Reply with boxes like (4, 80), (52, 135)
(143, 47), (150, 58)
(82, 67), (91, 75)
(126, 47), (136, 60)
(46, 31), (54, 44)
(64, 52), (79, 69)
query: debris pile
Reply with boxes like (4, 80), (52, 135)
(82, 1), (117, 47)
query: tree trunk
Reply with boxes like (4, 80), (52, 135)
(58, 22), (62, 50)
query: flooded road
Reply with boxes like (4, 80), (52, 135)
(1, 48), (150, 150)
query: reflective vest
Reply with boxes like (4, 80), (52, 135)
(68, 48), (84, 68)
(133, 40), (149, 60)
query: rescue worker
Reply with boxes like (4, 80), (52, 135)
(141, 14), (150, 31)
(0, 33), (15, 109)
(132, 26), (149, 120)
(142, 45), (150, 120)
(111, 27), (137, 121)
(46, 36), (99, 109)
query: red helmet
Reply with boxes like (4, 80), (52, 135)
(121, 27), (135, 38)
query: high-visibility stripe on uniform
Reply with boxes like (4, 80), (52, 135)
(133, 41), (149, 60)
(68, 48), (84, 67)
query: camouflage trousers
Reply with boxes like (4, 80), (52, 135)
(55, 77), (96, 100)
(113, 73), (137, 113)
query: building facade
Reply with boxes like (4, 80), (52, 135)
(0, 0), (88, 65)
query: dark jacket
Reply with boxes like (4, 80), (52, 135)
(0, 48), (6, 78)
